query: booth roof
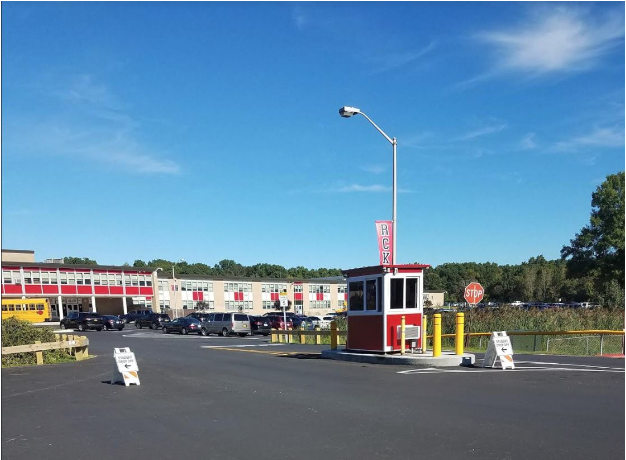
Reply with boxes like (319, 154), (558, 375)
(342, 264), (430, 277)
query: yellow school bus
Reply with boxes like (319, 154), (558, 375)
(1, 298), (51, 322)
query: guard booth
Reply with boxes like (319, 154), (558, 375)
(344, 264), (429, 353)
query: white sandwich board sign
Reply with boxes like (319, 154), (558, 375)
(112, 347), (141, 386)
(482, 331), (515, 370)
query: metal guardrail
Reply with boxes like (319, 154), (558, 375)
(1, 334), (89, 364)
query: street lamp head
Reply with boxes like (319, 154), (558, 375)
(155, 267), (163, 272)
(339, 106), (361, 118)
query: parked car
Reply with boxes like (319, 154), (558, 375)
(102, 315), (124, 331)
(264, 314), (294, 330)
(199, 312), (251, 337)
(162, 317), (203, 335)
(249, 315), (271, 336)
(135, 313), (171, 330)
(186, 312), (211, 322)
(264, 311), (303, 328)
(60, 312), (104, 331)
(119, 309), (153, 324)
(304, 315), (333, 330)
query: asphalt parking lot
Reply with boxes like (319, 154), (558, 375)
(2, 327), (624, 460)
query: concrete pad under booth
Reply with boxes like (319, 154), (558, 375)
(322, 349), (475, 367)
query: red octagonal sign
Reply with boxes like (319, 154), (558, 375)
(464, 282), (484, 305)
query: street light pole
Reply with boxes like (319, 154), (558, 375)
(339, 106), (397, 264)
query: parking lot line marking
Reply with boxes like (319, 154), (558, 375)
(201, 344), (284, 348)
(514, 360), (624, 370)
(205, 347), (320, 356)
(398, 366), (625, 375)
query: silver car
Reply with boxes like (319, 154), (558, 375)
(200, 312), (251, 337)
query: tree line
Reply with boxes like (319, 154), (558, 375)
(64, 172), (624, 309)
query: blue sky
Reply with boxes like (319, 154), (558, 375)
(1, 2), (624, 269)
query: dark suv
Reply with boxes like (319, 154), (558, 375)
(119, 309), (153, 324)
(60, 312), (104, 332)
(135, 313), (171, 330)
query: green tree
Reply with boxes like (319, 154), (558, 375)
(63, 256), (98, 265)
(561, 172), (625, 304)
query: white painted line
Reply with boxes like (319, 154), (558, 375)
(398, 367), (625, 375)
(514, 360), (624, 370)
(201, 344), (284, 349)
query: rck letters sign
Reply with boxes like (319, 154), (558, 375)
(375, 221), (394, 266)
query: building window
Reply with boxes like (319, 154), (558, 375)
(131, 275), (139, 286)
(309, 284), (330, 294)
(60, 273), (68, 285)
(349, 281), (364, 311)
(2, 271), (12, 284)
(262, 283), (287, 294)
(32, 272), (41, 284)
(23, 271), (32, 284)
(76, 273), (84, 285)
(93, 274), (101, 285)
(116, 274), (122, 286)
(50, 272), (58, 285)
(124, 275), (131, 286)
(67, 272), (76, 285)
(41, 273), (50, 285)
(337, 285), (347, 294)
(294, 284), (303, 293)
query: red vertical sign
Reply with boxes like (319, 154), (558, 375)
(375, 221), (394, 266)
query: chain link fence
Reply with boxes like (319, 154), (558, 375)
(437, 333), (624, 356)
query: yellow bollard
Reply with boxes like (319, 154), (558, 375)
(400, 316), (406, 355)
(330, 321), (338, 350)
(271, 329), (278, 343)
(422, 315), (428, 353)
(455, 313), (465, 356)
(433, 313), (442, 357)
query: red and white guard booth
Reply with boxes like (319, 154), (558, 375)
(344, 264), (430, 353)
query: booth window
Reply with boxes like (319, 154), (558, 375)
(406, 278), (418, 309)
(349, 281), (364, 311)
(366, 279), (377, 311)
(390, 279), (404, 309)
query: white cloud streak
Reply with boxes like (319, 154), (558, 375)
(367, 40), (438, 74)
(554, 126), (625, 151)
(520, 133), (536, 150)
(331, 184), (415, 193)
(360, 164), (386, 174)
(9, 74), (181, 175)
(460, 7), (624, 87)
(455, 123), (508, 141)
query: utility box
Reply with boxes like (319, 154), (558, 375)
(343, 264), (429, 353)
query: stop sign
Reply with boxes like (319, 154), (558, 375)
(464, 282), (484, 305)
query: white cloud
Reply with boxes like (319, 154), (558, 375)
(329, 183), (415, 193)
(360, 164), (386, 174)
(520, 133), (536, 150)
(336, 184), (391, 193)
(477, 8), (624, 76)
(292, 7), (308, 30)
(554, 126), (624, 151)
(455, 123), (507, 141)
(367, 40), (437, 74)
(8, 74), (181, 175)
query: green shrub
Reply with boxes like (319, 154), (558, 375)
(1, 318), (73, 367)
